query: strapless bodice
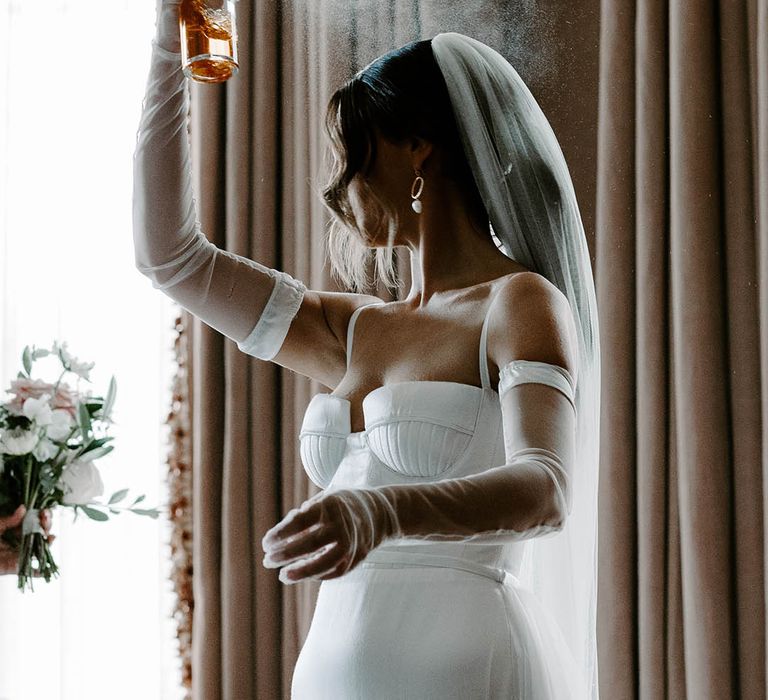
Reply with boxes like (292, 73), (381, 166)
(299, 380), (495, 487)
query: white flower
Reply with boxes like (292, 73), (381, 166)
(69, 358), (95, 381)
(57, 460), (104, 505)
(22, 394), (53, 427)
(0, 427), (40, 455)
(33, 437), (59, 462)
(47, 409), (74, 441)
(53, 341), (95, 381)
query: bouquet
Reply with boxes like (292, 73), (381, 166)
(0, 341), (160, 592)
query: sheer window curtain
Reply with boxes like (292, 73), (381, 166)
(0, 2), (182, 699)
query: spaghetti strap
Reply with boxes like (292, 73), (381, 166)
(478, 287), (505, 390)
(346, 300), (385, 370)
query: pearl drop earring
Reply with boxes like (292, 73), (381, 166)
(410, 169), (424, 214)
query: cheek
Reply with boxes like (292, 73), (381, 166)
(347, 179), (364, 217)
(347, 173), (405, 245)
(347, 180), (383, 237)
(346, 181), (370, 233)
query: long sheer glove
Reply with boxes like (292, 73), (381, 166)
(261, 488), (400, 584)
(154, 0), (182, 54)
(133, 0), (306, 360)
(261, 361), (576, 584)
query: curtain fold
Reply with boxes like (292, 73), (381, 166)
(596, 0), (768, 697)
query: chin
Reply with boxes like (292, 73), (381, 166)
(355, 228), (386, 247)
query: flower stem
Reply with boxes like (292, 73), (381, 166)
(50, 425), (80, 466)
(52, 369), (68, 394)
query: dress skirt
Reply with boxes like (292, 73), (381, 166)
(291, 548), (588, 699)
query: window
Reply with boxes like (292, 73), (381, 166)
(0, 2), (182, 698)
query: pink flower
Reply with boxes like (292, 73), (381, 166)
(5, 378), (78, 418)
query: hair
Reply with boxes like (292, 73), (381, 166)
(320, 38), (489, 293)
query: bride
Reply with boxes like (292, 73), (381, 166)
(134, 2), (601, 698)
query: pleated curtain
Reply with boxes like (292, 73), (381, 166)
(166, 0), (768, 697)
(596, 0), (768, 698)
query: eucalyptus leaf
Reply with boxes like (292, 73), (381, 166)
(78, 403), (92, 441)
(131, 508), (160, 519)
(79, 445), (114, 462)
(109, 508), (121, 515)
(81, 505), (109, 522)
(81, 437), (112, 454)
(108, 488), (129, 505)
(22, 347), (32, 376)
(131, 494), (146, 506)
(102, 377), (117, 422)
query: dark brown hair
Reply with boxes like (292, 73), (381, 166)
(320, 38), (488, 292)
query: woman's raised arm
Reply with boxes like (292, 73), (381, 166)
(133, 0), (376, 386)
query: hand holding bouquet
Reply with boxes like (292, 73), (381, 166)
(0, 341), (160, 591)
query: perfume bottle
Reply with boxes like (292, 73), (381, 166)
(179, 0), (239, 83)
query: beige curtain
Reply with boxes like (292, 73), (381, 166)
(596, 0), (768, 698)
(171, 0), (768, 696)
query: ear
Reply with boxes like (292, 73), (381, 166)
(409, 137), (434, 171)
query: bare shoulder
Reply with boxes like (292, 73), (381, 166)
(270, 288), (384, 388)
(317, 290), (386, 343)
(485, 271), (579, 383)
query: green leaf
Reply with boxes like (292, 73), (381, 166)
(81, 505), (109, 522)
(131, 508), (160, 519)
(131, 494), (146, 506)
(108, 488), (129, 505)
(109, 508), (121, 515)
(80, 437), (114, 455)
(22, 346), (32, 376)
(77, 403), (92, 441)
(102, 377), (117, 422)
(79, 445), (113, 462)
(39, 473), (58, 493)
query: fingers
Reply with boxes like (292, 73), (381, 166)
(0, 506), (55, 538)
(39, 509), (56, 543)
(261, 501), (322, 551)
(0, 505), (26, 534)
(39, 509), (52, 534)
(278, 542), (345, 584)
(262, 523), (334, 569)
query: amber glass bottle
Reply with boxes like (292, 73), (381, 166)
(179, 0), (239, 83)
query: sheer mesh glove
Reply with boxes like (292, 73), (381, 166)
(133, 0), (305, 360)
(261, 361), (575, 584)
(154, 0), (182, 54)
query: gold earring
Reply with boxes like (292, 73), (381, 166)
(411, 169), (424, 213)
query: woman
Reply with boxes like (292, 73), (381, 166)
(135, 2), (600, 698)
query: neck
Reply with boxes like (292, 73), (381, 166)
(402, 181), (518, 306)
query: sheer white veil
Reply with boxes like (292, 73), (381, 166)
(431, 32), (601, 699)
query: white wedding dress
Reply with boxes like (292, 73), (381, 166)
(291, 299), (587, 699)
